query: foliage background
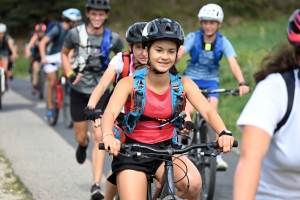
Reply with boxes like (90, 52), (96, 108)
(0, 0), (298, 137)
(0, 0), (299, 35)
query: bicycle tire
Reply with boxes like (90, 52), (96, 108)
(199, 121), (217, 200)
(62, 80), (73, 128)
(47, 87), (59, 126)
(37, 66), (45, 100)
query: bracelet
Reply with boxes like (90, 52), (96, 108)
(67, 71), (75, 78)
(239, 81), (248, 86)
(103, 133), (114, 139)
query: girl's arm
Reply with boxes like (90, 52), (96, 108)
(182, 77), (233, 152)
(234, 125), (271, 200)
(227, 56), (245, 83)
(39, 36), (51, 64)
(227, 56), (250, 96)
(101, 76), (132, 155)
(87, 64), (117, 108)
(7, 39), (17, 61)
(25, 36), (36, 58)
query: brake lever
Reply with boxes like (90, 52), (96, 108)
(177, 132), (192, 140)
(202, 143), (222, 157)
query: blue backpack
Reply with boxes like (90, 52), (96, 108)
(190, 29), (223, 67)
(46, 21), (61, 41)
(100, 28), (112, 71)
(121, 68), (187, 144)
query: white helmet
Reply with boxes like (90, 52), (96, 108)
(198, 4), (224, 23)
(0, 23), (7, 33)
(62, 8), (82, 22)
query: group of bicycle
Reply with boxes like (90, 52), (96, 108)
(1, 0), (300, 199)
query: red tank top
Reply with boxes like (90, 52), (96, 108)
(125, 85), (174, 144)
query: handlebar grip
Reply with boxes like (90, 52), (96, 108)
(99, 143), (105, 150)
(98, 143), (127, 151)
(212, 140), (238, 148)
(233, 140), (238, 147)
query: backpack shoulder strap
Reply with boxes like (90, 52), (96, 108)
(117, 51), (131, 82)
(112, 51), (131, 84)
(274, 70), (295, 133)
(77, 24), (89, 50)
(52, 22), (62, 42)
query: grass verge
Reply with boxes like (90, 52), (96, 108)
(0, 150), (34, 200)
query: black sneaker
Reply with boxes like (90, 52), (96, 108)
(76, 137), (89, 164)
(91, 183), (105, 200)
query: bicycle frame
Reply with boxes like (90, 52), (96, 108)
(99, 141), (238, 200)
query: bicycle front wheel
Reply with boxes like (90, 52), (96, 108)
(37, 65), (45, 100)
(62, 79), (73, 128)
(199, 122), (217, 200)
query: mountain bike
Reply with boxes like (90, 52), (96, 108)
(46, 63), (73, 128)
(187, 88), (240, 200)
(99, 140), (238, 200)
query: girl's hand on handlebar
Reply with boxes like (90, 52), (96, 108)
(217, 135), (234, 154)
(239, 85), (250, 97)
(103, 134), (121, 156)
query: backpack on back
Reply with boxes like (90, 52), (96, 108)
(112, 51), (131, 85)
(274, 70), (296, 133)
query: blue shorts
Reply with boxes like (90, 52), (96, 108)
(192, 79), (219, 99)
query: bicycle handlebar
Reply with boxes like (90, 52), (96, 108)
(98, 140), (238, 156)
(200, 88), (239, 95)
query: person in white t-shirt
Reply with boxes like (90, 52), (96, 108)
(234, 9), (300, 200)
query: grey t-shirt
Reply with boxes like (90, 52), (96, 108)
(46, 23), (69, 55)
(63, 25), (124, 94)
(0, 34), (11, 56)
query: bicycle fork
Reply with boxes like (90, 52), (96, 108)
(55, 80), (63, 109)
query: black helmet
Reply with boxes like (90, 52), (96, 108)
(142, 18), (184, 48)
(86, 0), (110, 11)
(126, 22), (148, 44)
(287, 9), (300, 48)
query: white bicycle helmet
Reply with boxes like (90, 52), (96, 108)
(198, 4), (224, 23)
(0, 23), (7, 33)
(62, 8), (82, 22)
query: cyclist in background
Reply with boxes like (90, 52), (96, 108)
(0, 23), (18, 90)
(234, 9), (300, 200)
(101, 18), (235, 200)
(177, 3), (250, 170)
(61, 0), (123, 199)
(25, 23), (47, 95)
(39, 8), (82, 120)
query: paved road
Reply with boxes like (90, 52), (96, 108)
(0, 78), (240, 200)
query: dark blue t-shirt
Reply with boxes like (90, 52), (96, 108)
(46, 23), (69, 55)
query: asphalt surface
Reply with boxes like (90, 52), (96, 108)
(0, 78), (240, 200)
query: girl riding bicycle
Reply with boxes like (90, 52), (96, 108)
(86, 21), (149, 200)
(101, 18), (235, 200)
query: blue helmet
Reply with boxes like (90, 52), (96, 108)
(62, 8), (82, 22)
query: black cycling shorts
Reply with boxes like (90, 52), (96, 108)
(107, 137), (181, 185)
(70, 88), (110, 122)
(32, 53), (41, 62)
